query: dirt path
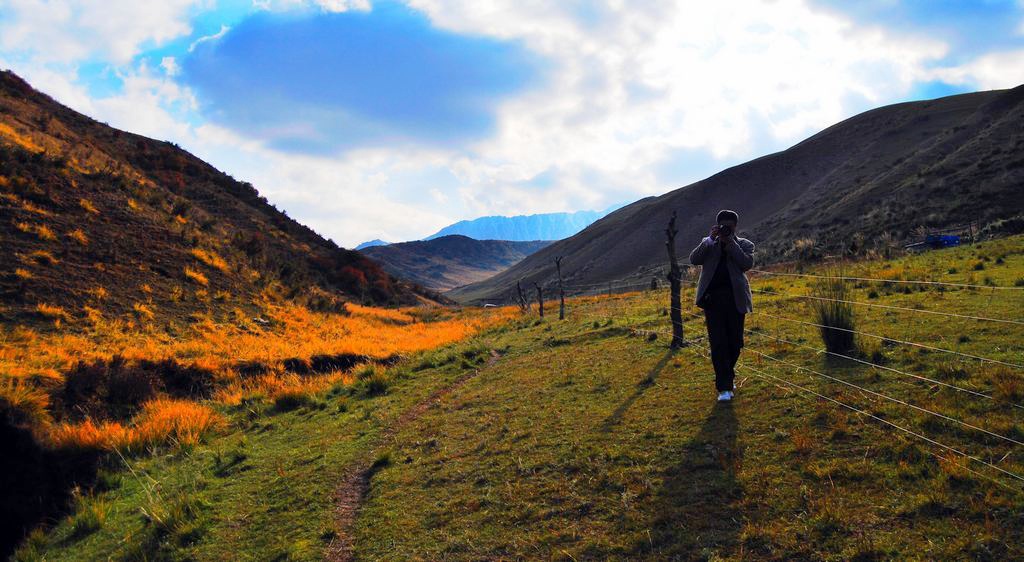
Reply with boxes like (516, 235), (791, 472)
(325, 351), (499, 562)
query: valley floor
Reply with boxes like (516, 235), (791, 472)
(17, 236), (1024, 561)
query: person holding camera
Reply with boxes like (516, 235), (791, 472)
(689, 210), (755, 402)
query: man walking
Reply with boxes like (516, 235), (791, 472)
(689, 210), (755, 402)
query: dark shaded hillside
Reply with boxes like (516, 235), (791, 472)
(451, 85), (1024, 303)
(362, 235), (551, 291)
(0, 71), (436, 329)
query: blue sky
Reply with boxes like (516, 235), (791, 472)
(1, 0), (1022, 246)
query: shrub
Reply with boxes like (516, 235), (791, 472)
(0, 377), (50, 427)
(990, 367), (1023, 402)
(791, 238), (821, 263)
(133, 302), (155, 321)
(190, 248), (229, 272)
(809, 269), (856, 354)
(78, 198), (99, 214)
(183, 266), (208, 286)
(35, 303), (69, 321)
(11, 527), (48, 561)
(355, 365), (389, 396)
(34, 225), (56, 241)
(68, 229), (88, 245)
(68, 489), (108, 539)
(272, 388), (313, 412)
(24, 250), (58, 266)
(49, 399), (224, 451)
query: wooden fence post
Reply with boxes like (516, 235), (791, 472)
(516, 280), (530, 313)
(665, 211), (686, 348)
(534, 282), (544, 318)
(555, 256), (566, 320)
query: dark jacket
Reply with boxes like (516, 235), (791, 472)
(689, 236), (755, 314)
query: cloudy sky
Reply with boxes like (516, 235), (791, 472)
(1, 0), (1022, 247)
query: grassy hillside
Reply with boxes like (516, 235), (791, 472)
(450, 85), (1024, 303)
(362, 235), (551, 292)
(0, 70), (435, 334)
(16, 235), (1023, 560)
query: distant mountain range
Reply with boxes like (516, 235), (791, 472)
(352, 208), (620, 287)
(450, 85), (1024, 303)
(355, 239), (389, 250)
(361, 235), (551, 292)
(424, 207), (620, 242)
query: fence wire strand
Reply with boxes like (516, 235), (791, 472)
(686, 344), (1024, 487)
(750, 310), (1024, 370)
(741, 345), (1024, 447)
(743, 326), (1022, 408)
(751, 268), (1024, 291)
(750, 288), (1024, 326)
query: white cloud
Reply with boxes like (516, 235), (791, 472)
(931, 49), (1024, 90)
(0, 0), (198, 65)
(252, 0), (371, 13)
(160, 56), (180, 76)
(396, 0), (947, 219)
(188, 25), (231, 52)
(4, 0), (1020, 248)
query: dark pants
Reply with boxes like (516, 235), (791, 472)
(702, 287), (745, 392)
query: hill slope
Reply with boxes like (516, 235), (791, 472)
(0, 71), (432, 329)
(450, 86), (1024, 303)
(19, 235), (1024, 560)
(362, 235), (551, 292)
(426, 208), (615, 241)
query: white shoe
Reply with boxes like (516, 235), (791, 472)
(717, 391), (733, 402)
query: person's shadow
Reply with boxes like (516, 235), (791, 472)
(646, 401), (743, 559)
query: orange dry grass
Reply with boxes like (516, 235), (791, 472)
(36, 303), (69, 320)
(79, 198), (100, 214)
(4, 304), (514, 379)
(344, 302), (415, 323)
(133, 302), (155, 321)
(21, 250), (58, 266)
(190, 248), (230, 273)
(2, 302), (515, 448)
(232, 371), (353, 405)
(68, 228), (89, 245)
(15, 222), (57, 242)
(48, 399), (225, 451)
(0, 122), (44, 152)
(22, 200), (51, 216)
(0, 377), (50, 424)
(35, 224), (57, 241)
(183, 266), (209, 286)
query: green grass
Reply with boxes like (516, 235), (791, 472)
(20, 235), (1024, 560)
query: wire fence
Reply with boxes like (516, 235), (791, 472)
(688, 344), (1024, 488)
(749, 287), (1024, 326)
(751, 268), (1024, 291)
(502, 258), (1024, 492)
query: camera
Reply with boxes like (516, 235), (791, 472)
(718, 224), (733, 238)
